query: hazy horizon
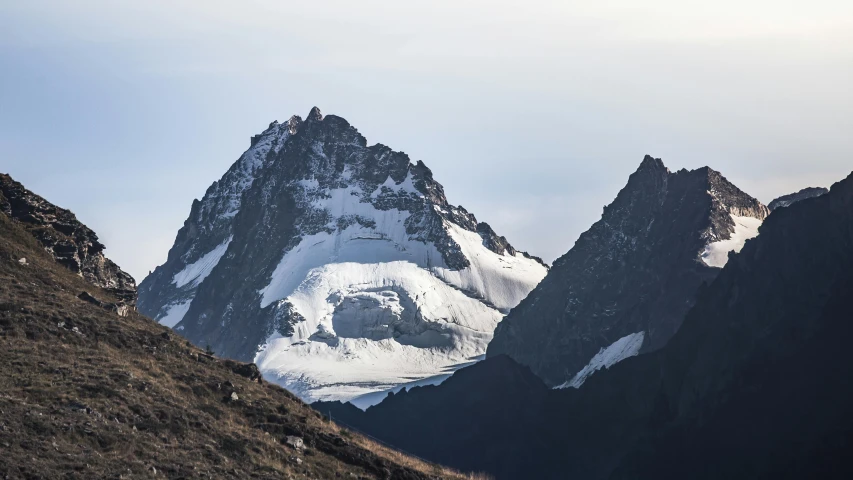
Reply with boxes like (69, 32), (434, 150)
(2, 1), (851, 281)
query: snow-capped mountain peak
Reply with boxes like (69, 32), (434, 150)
(139, 108), (547, 403)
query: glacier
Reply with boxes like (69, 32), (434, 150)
(255, 176), (546, 403)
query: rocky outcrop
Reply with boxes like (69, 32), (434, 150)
(138, 107), (547, 403)
(768, 186), (828, 211)
(77, 291), (130, 317)
(487, 156), (768, 386)
(0, 173), (136, 303)
(317, 169), (853, 480)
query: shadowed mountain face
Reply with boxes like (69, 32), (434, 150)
(316, 355), (550, 478)
(319, 170), (853, 480)
(0, 173), (136, 303)
(138, 108), (546, 403)
(487, 156), (768, 386)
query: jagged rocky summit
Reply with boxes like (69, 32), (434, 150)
(487, 156), (768, 386)
(0, 173), (136, 303)
(768, 186), (828, 211)
(138, 107), (547, 404)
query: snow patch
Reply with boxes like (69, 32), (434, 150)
(433, 222), (548, 312)
(256, 258), (501, 403)
(173, 236), (232, 288)
(370, 172), (420, 198)
(701, 215), (762, 268)
(156, 300), (193, 328)
(557, 331), (645, 389)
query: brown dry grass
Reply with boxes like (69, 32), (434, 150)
(0, 212), (466, 479)
(343, 427), (494, 479)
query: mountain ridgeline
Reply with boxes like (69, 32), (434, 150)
(3, 110), (848, 480)
(0, 173), (137, 303)
(138, 108), (547, 403)
(768, 185), (829, 210)
(487, 156), (768, 386)
(320, 169), (853, 479)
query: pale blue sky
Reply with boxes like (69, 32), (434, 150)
(2, 1), (851, 281)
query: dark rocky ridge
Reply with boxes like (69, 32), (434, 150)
(487, 156), (768, 386)
(319, 169), (853, 480)
(139, 107), (542, 362)
(768, 186), (828, 210)
(316, 355), (550, 478)
(0, 173), (136, 304)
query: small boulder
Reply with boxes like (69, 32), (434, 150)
(112, 304), (129, 317)
(77, 291), (129, 317)
(78, 291), (104, 307)
(230, 391), (239, 402)
(286, 436), (304, 450)
(229, 361), (263, 383)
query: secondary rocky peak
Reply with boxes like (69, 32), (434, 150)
(307, 106), (323, 121)
(488, 156), (767, 386)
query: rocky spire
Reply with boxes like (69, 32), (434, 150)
(307, 106), (323, 122)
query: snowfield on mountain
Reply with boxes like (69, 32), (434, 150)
(555, 331), (646, 389)
(139, 107), (547, 403)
